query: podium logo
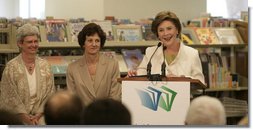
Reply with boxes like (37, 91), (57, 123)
(137, 86), (177, 111)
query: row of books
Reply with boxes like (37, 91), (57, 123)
(43, 19), (157, 42)
(181, 27), (244, 45)
(0, 32), (8, 44)
(41, 49), (143, 75)
(199, 51), (239, 89)
(0, 17), (245, 46)
(42, 48), (237, 89)
(220, 97), (248, 117)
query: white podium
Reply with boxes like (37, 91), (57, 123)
(118, 77), (206, 125)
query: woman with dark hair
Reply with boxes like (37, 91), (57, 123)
(128, 11), (204, 84)
(66, 23), (121, 106)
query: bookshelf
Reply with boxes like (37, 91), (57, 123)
(0, 20), (248, 89)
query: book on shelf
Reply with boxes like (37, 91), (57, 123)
(199, 52), (233, 88)
(0, 32), (8, 44)
(142, 24), (158, 41)
(42, 56), (68, 74)
(100, 51), (116, 59)
(193, 27), (219, 45)
(94, 20), (114, 41)
(113, 25), (143, 42)
(115, 54), (128, 73)
(69, 22), (87, 42)
(199, 53), (210, 87)
(0, 17), (8, 28)
(121, 49), (143, 70)
(181, 28), (199, 45)
(209, 17), (230, 27)
(45, 19), (68, 42)
(214, 28), (244, 44)
(189, 18), (209, 27)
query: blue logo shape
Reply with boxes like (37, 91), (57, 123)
(137, 85), (177, 111)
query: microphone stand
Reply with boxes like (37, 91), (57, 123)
(146, 42), (161, 80)
(161, 46), (167, 78)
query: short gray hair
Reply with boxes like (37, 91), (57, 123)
(16, 23), (40, 42)
(185, 96), (226, 125)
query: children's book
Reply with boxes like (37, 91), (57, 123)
(94, 21), (114, 41)
(193, 28), (219, 45)
(121, 49), (143, 70)
(42, 56), (68, 74)
(69, 22), (87, 42)
(45, 19), (68, 42)
(142, 24), (158, 41)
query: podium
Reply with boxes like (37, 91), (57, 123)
(118, 76), (206, 125)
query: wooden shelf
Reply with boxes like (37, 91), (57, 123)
(205, 86), (248, 92)
(38, 40), (247, 49)
(0, 48), (19, 53)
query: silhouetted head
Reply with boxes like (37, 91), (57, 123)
(81, 98), (131, 125)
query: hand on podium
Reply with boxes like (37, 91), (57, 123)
(126, 69), (137, 77)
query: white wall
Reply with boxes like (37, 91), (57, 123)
(44, 0), (206, 23)
(104, 0), (206, 23)
(0, 0), (19, 18)
(1, 0), (206, 23)
(45, 0), (104, 20)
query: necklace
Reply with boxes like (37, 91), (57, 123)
(25, 63), (35, 74)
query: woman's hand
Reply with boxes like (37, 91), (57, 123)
(126, 70), (137, 77)
(30, 113), (43, 125)
(17, 113), (34, 125)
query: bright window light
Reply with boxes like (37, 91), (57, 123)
(19, 0), (45, 19)
(207, 0), (248, 19)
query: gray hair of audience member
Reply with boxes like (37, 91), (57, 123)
(185, 96), (226, 125)
(44, 90), (83, 125)
(16, 23), (40, 43)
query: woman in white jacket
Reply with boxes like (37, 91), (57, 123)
(128, 11), (204, 84)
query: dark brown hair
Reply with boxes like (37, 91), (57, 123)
(151, 11), (182, 38)
(78, 23), (106, 49)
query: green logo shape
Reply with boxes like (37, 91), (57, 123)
(158, 86), (177, 111)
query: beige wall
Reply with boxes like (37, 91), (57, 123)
(45, 0), (104, 20)
(45, 0), (206, 23)
(104, 0), (206, 23)
(0, 0), (206, 23)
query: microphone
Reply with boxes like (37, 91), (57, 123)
(147, 42), (162, 79)
(161, 46), (167, 77)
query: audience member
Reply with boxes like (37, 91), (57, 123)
(44, 90), (83, 125)
(81, 98), (131, 125)
(185, 95), (226, 125)
(238, 114), (248, 126)
(0, 109), (23, 125)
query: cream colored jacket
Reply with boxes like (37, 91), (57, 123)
(137, 42), (205, 84)
(0, 54), (55, 124)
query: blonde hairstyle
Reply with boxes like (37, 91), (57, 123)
(16, 23), (40, 43)
(185, 96), (226, 125)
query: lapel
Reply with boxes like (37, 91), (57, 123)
(35, 57), (41, 100)
(93, 54), (107, 93)
(78, 56), (96, 97)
